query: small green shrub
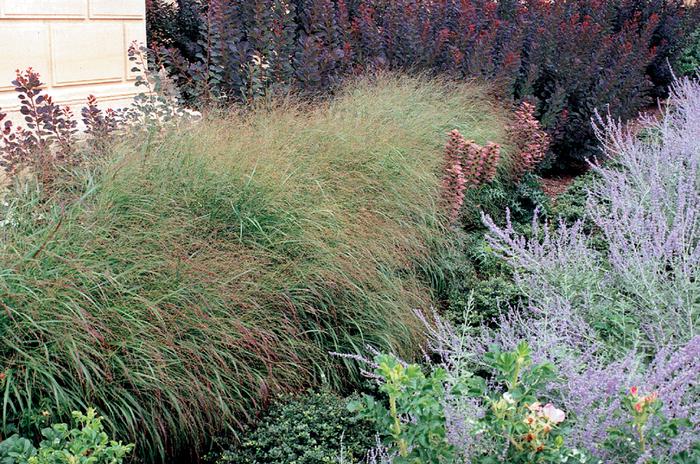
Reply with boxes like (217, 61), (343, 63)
(603, 388), (698, 463)
(349, 356), (454, 464)
(436, 175), (544, 326)
(677, 27), (700, 76)
(0, 409), (134, 464)
(434, 231), (522, 327)
(469, 342), (575, 463)
(214, 390), (374, 464)
(465, 275), (522, 324)
(460, 174), (549, 232)
(551, 172), (600, 227)
(352, 343), (591, 463)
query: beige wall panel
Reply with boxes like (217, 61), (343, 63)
(51, 22), (125, 86)
(0, 1), (146, 118)
(0, 23), (50, 91)
(124, 21), (147, 80)
(89, 0), (145, 18)
(2, 0), (87, 18)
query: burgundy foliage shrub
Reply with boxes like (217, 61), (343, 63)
(148, 0), (700, 168)
(0, 69), (78, 183)
(81, 95), (120, 153)
(0, 69), (119, 185)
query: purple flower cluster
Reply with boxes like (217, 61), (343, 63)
(418, 304), (700, 461)
(484, 77), (700, 351)
(588, 76), (700, 348)
(555, 336), (700, 461)
(473, 77), (700, 460)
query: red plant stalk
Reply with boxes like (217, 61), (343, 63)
(463, 140), (501, 188)
(463, 140), (483, 189)
(442, 129), (501, 223)
(482, 142), (501, 184)
(442, 129), (467, 223)
(510, 101), (550, 181)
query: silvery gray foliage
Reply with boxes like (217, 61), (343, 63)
(339, 79), (700, 463)
(484, 76), (700, 353)
(588, 76), (700, 349)
(123, 43), (201, 131)
(418, 305), (699, 462)
(477, 76), (700, 460)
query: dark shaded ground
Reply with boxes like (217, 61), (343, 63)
(540, 175), (578, 200)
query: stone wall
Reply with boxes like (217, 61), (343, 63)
(0, 0), (146, 115)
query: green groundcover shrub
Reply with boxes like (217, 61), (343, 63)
(432, 172), (548, 326)
(0, 409), (134, 464)
(678, 26), (700, 76)
(211, 390), (374, 464)
(0, 75), (508, 462)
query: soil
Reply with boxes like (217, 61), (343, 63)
(540, 175), (577, 200)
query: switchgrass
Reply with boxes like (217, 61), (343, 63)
(0, 74), (507, 461)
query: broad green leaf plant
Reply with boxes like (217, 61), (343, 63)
(0, 409), (133, 464)
(352, 343), (592, 464)
(349, 355), (454, 464)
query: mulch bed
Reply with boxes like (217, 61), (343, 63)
(540, 175), (577, 200)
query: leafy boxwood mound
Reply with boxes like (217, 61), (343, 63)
(212, 390), (373, 464)
(0, 75), (508, 462)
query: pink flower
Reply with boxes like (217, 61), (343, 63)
(541, 403), (566, 424)
(508, 101), (550, 181)
(442, 130), (467, 223)
(527, 402), (543, 412)
(630, 386), (638, 396)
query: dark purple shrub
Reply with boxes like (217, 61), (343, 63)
(81, 95), (120, 153)
(0, 66), (179, 185)
(514, 1), (661, 168)
(147, 0), (202, 61)
(0, 69), (78, 183)
(293, 0), (346, 90)
(148, 0), (700, 169)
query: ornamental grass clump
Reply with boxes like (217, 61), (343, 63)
(0, 75), (508, 463)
